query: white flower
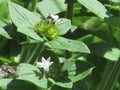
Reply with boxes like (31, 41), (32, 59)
(47, 14), (59, 23)
(37, 57), (53, 72)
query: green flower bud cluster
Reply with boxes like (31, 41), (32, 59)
(34, 21), (59, 41)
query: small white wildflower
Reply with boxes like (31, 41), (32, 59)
(37, 57), (53, 72)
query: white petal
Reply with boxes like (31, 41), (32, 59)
(51, 15), (59, 20)
(37, 57), (54, 72)
(50, 62), (53, 65)
(41, 57), (46, 62)
(47, 57), (51, 62)
(37, 62), (42, 65)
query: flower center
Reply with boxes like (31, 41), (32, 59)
(34, 21), (59, 41)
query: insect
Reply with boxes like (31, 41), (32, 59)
(47, 14), (59, 24)
(0, 64), (18, 78)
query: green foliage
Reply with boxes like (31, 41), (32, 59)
(89, 43), (120, 61)
(8, 1), (41, 27)
(45, 37), (90, 53)
(37, 0), (67, 17)
(55, 19), (71, 35)
(77, 0), (109, 19)
(0, 27), (11, 39)
(17, 63), (47, 89)
(0, 0), (120, 90)
(62, 60), (94, 83)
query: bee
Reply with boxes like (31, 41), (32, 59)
(0, 64), (18, 78)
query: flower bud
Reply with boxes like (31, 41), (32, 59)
(34, 21), (59, 40)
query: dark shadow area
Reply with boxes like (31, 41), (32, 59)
(89, 42), (114, 57)
(63, 27), (90, 39)
(3, 24), (27, 43)
(7, 79), (37, 90)
(75, 60), (93, 75)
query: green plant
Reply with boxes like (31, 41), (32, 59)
(0, 0), (120, 90)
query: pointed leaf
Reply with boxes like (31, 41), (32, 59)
(0, 79), (12, 90)
(17, 25), (43, 41)
(45, 37), (90, 53)
(8, 1), (41, 27)
(0, 27), (11, 39)
(0, 56), (14, 63)
(48, 78), (73, 89)
(89, 43), (120, 61)
(37, 0), (67, 17)
(0, 79), (37, 90)
(62, 60), (94, 82)
(77, 0), (109, 19)
(55, 19), (71, 35)
(17, 63), (47, 89)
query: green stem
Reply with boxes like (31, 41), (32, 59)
(103, 59), (120, 90)
(31, 0), (37, 11)
(28, 42), (44, 64)
(97, 61), (113, 90)
(20, 44), (34, 63)
(66, 2), (74, 23)
(65, 1), (74, 59)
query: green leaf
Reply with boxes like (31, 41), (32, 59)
(62, 60), (94, 82)
(77, 0), (109, 19)
(109, 0), (120, 3)
(89, 43), (120, 61)
(55, 19), (71, 35)
(0, 79), (12, 90)
(37, 0), (67, 17)
(17, 25), (43, 41)
(45, 37), (90, 53)
(48, 78), (73, 89)
(80, 17), (103, 31)
(17, 63), (47, 89)
(105, 17), (120, 28)
(0, 27), (11, 39)
(105, 5), (120, 11)
(0, 20), (11, 27)
(8, 1), (41, 27)
(0, 79), (37, 90)
(0, 56), (14, 63)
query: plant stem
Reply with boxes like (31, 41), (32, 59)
(65, 1), (74, 59)
(31, 0), (37, 11)
(97, 61), (113, 90)
(28, 42), (44, 64)
(66, 2), (74, 23)
(103, 59), (120, 90)
(20, 44), (34, 63)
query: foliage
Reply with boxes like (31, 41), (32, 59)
(0, 0), (120, 90)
